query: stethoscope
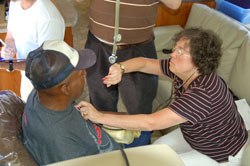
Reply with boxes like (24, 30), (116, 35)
(109, 0), (121, 64)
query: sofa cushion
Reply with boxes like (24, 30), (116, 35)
(0, 90), (37, 165)
(185, 4), (248, 83)
(242, 131), (250, 166)
(154, 25), (183, 53)
(229, 37), (250, 104)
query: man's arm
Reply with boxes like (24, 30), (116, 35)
(3, 31), (16, 50)
(0, 31), (17, 58)
(160, 0), (182, 10)
(0, 30), (25, 71)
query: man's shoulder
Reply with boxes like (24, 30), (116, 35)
(26, 0), (61, 22)
(26, 89), (37, 105)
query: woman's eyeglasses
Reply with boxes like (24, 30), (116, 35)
(172, 47), (190, 57)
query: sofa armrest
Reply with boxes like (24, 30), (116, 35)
(0, 90), (37, 165)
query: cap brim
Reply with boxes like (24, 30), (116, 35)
(76, 49), (96, 70)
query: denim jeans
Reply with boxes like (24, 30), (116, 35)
(124, 131), (152, 148)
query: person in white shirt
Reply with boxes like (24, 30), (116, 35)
(0, 0), (65, 101)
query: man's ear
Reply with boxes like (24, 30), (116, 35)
(60, 83), (70, 95)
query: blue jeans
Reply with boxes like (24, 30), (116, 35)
(124, 131), (152, 148)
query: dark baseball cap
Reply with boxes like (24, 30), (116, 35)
(25, 40), (96, 90)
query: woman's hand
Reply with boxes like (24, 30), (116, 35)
(75, 101), (103, 124)
(102, 63), (123, 87)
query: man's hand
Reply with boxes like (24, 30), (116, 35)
(160, 0), (181, 10)
(102, 63), (123, 87)
(0, 46), (16, 58)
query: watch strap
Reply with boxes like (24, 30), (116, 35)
(8, 60), (14, 72)
(117, 62), (125, 74)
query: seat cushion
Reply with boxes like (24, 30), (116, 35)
(242, 131), (250, 166)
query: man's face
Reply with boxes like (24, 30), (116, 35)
(68, 70), (86, 100)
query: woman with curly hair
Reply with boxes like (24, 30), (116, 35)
(76, 28), (249, 166)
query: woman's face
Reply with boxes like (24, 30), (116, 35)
(169, 38), (197, 78)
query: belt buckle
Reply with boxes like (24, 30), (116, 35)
(117, 44), (130, 50)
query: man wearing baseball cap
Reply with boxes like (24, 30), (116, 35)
(22, 40), (120, 165)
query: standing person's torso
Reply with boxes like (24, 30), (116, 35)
(22, 90), (120, 165)
(89, 0), (159, 44)
(7, 0), (65, 59)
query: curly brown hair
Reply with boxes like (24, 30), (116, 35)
(173, 27), (222, 75)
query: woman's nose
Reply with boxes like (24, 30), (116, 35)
(170, 50), (176, 58)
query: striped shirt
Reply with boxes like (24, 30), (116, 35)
(161, 59), (248, 163)
(89, 0), (159, 44)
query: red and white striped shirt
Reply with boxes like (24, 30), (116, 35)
(161, 59), (248, 163)
(89, 0), (159, 44)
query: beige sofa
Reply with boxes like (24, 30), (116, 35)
(153, 3), (250, 110)
(152, 3), (250, 165)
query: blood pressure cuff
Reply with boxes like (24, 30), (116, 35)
(100, 125), (141, 144)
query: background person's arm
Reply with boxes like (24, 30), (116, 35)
(0, 61), (26, 71)
(0, 31), (17, 59)
(160, 0), (181, 10)
(0, 31), (25, 71)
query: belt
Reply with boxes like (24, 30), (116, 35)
(104, 37), (153, 50)
(117, 44), (131, 50)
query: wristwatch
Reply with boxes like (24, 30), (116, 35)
(117, 62), (125, 74)
(8, 61), (14, 72)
